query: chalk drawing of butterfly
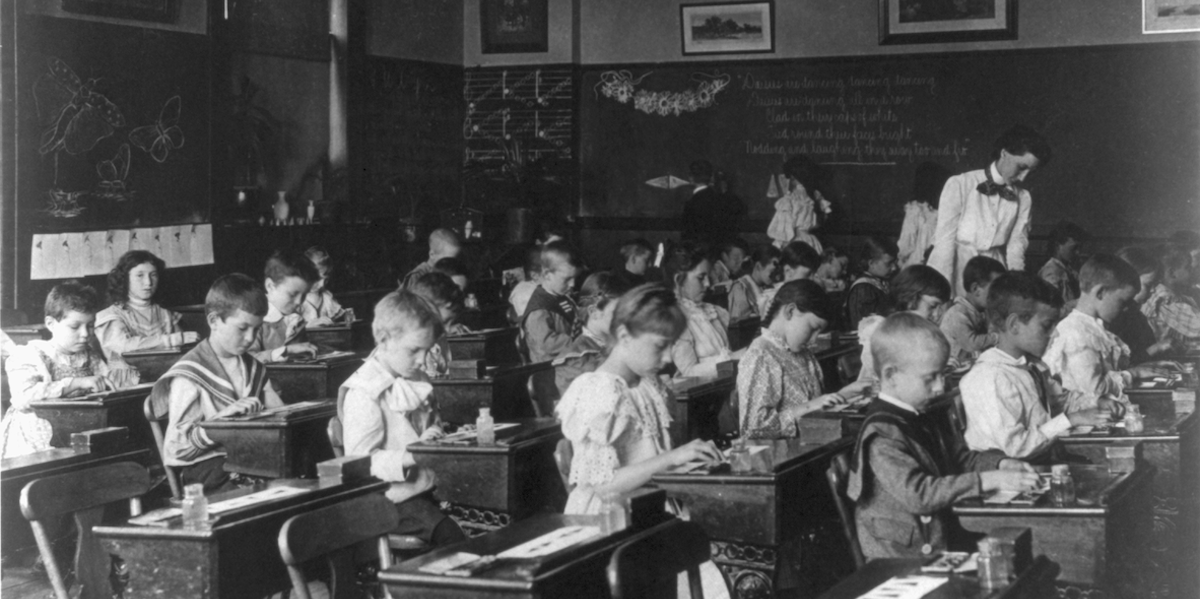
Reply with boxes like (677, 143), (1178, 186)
(130, 96), (184, 163)
(96, 143), (131, 195)
(33, 57), (125, 156)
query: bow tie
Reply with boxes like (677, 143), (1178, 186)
(976, 178), (1020, 202)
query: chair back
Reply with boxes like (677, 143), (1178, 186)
(948, 391), (968, 436)
(143, 394), (182, 499)
(607, 519), (714, 599)
(825, 450), (866, 570)
(278, 492), (400, 599)
(327, 414), (345, 458)
(21, 461), (150, 599)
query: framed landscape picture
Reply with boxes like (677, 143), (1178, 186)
(61, 0), (176, 22)
(480, 0), (549, 54)
(879, 0), (1017, 45)
(1144, 0), (1200, 33)
(680, 2), (774, 55)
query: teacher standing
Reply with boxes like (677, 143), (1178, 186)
(928, 126), (1051, 296)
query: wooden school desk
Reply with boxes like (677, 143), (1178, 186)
(652, 438), (855, 598)
(122, 344), (195, 381)
(816, 556), (1061, 599)
(431, 361), (551, 425)
(668, 371), (737, 447)
(409, 418), (566, 534)
(1, 325), (49, 345)
(813, 338), (862, 391)
(28, 383), (156, 451)
(1, 427), (148, 558)
(305, 319), (373, 353)
(170, 304), (209, 339)
(332, 288), (391, 322)
(953, 464), (1154, 598)
(380, 513), (640, 599)
(457, 303), (510, 331)
(199, 401), (337, 478)
(264, 352), (362, 402)
(445, 327), (522, 365)
(1055, 407), (1199, 599)
(95, 476), (389, 599)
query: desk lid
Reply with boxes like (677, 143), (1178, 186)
(654, 437), (850, 484)
(123, 344), (195, 357)
(203, 400), (335, 427)
(35, 383), (154, 407)
(410, 418), (562, 454)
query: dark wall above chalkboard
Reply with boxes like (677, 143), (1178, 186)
(579, 43), (1200, 239)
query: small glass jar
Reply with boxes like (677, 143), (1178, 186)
(1124, 405), (1145, 434)
(1050, 464), (1076, 507)
(977, 537), (1010, 590)
(598, 493), (628, 534)
(181, 483), (210, 531)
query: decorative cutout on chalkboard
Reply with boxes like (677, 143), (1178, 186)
(33, 57), (125, 156)
(596, 70), (731, 117)
(129, 95), (185, 163)
(645, 175), (690, 190)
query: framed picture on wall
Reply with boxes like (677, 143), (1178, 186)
(61, 0), (176, 23)
(1143, 0), (1200, 33)
(879, 0), (1017, 45)
(680, 2), (775, 55)
(480, 0), (549, 54)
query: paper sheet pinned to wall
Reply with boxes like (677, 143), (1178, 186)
(28, 224), (216, 280)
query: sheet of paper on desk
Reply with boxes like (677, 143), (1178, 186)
(419, 552), (482, 574)
(859, 575), (947, 599)
(724, 445), (768, 459)
(208, 486), (307, 515)
(291, 350), (357, 363)
(222, 400), (327, 420)
(497, 526), (601, 559)
(439, 423), (520, 442)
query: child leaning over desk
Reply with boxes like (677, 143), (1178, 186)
(155, 274), (285, 493)
(848, 313), (1039, 559)
(250, 249), (319, 363)
(3, 283), (139, 458)
(338, 290), (466, 547)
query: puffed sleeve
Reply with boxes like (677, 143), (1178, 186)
(737, 344), (793, 439)
(897, 202), (921, 266)
(557, 373), (640, 488)
(5, 345), (69, 410)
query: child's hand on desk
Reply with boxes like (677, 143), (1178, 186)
(670, 438), (722, 467)
(214, 397), (264, 418)
(68, 375), (110, 395)
(181, 331), (200, 344)
(419, 426), (446, 442)
(998, 459), (1036, 474)
(106, 368), (141, 389)
(981, 469), (1040, 493)
(1132, 363), (1175, 378)
(812, 393), (848, 410)
(283, 342), (318, 359)
(1067, 407), (1114, 428)
(1097, 397), (1127, 420)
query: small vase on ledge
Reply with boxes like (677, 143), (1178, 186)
(306, 200), (316, 224)
(273, 191), (290, 224)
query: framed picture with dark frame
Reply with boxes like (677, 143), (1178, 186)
(680, 1), (775, 56)
(879, 0), (1017, 45)
(480, 0), (549, 54)
(61, 0), (177, 23)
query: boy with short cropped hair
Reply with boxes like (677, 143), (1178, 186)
(1044, 254), (1174, 413)
(614, 238), (654, 289)
(402, 228), (463, 290)
(155, 274), (286, 492)
(848, 313), (1039, 559)
(710, 238), (749, 287)
(1038, 221), (1089, 305)
(962, 273), (1111, 459)
(940, 255), (1005, 367)
(522, 241), (582, 362)
(339, 291), (466, 547)
(251, 249), (319, 363)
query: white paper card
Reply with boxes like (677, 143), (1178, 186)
(190, 224), (214, 266)
(44, 234), (65, 280)
(30, 235), (51, 280)
(497, 526), (601, 559)
(108, 230), (130, 268)
(207, 486), (307, 515)
(859, 575), (948, 599)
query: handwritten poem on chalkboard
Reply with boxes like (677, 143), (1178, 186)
(738, 73), (971, 165)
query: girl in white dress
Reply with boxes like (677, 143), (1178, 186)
(767, 155), (831, 252)
(896, 162), (950, 267)
(95, 250), (197, 369)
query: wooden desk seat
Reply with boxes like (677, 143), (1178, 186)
(410, 418), (566, 534)
(199, 401), (337, 479)
(1, 427), (150, 558)
(265, 353), (363, 403)
(29, 383), (156, 452)
(95, 476), (390, 599)
(652, 438), (856, 597)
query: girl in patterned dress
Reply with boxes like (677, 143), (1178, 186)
(3, 283), (138, 458)
(95, 250), (196, 369)
(738, 280), (848, 439)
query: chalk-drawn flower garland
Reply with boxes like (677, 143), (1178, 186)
(130, 95), (185, 163)
(596, 70), (731, 117)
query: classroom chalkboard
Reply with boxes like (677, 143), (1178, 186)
(579, 42), (1200, 238)
(16, 15), (212, 231)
